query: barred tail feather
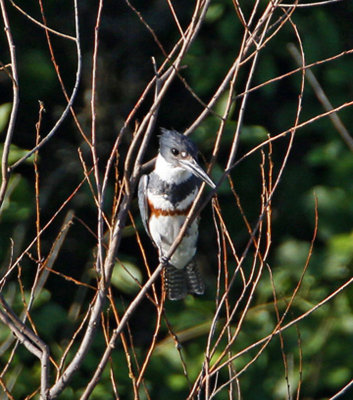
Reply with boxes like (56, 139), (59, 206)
(185, 260), (205, 296)
(164, 264), (187, 301)
(164, 260), (205, 301)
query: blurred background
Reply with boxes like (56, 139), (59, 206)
(1, 1), (353, 399)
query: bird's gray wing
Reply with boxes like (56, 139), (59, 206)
(138, 174), (153, 241)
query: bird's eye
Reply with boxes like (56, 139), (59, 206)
(171, 148), (179, 156)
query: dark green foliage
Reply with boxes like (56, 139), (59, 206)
(1, 1), (353, 399)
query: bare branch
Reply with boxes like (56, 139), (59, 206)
(8, 0), (76, 40)
(8, 0), (82, 171)
(288, 43), (353, 152)
(0, 0), (20, 210)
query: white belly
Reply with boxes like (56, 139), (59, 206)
(149, 214), (198, 269)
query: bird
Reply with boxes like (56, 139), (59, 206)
(138, 128), (215, 300)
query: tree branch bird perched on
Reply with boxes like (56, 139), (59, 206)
(138, 129), (215, 300)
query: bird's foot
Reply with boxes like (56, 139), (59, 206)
(159, 255), (170, 267)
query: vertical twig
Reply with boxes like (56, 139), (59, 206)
(0, 295), (50, 399)
(8, 0), (82, 170)
(91, 0), (105, 277)
(0, 0), (19, 210)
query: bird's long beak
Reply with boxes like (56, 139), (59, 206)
(180, 158), (216, 189)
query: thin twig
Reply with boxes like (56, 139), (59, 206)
(280, 0), (343, 7)
(0, 294), (49, 398)
(210, 274), (353, 378)
(288, 43), (353, 152)
(328, 378), (353, 400)
(0, 0), (20, 211)
(8, 0), (76, 40)
(9, 0), (82, 171)
(91, 0), (105, 277)
(0, 168), (93, 286)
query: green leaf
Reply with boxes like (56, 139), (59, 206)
(111, 260), (142, 294)
(205, 3), (224, 23)
(0, 102), (12, 133)
(323, 231), (353, 278)
(0, 143), (35, 165)
(0, 174), (33, 221)
(240, 125), (269, 143)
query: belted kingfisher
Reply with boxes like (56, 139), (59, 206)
(138, 128), (215, 300)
